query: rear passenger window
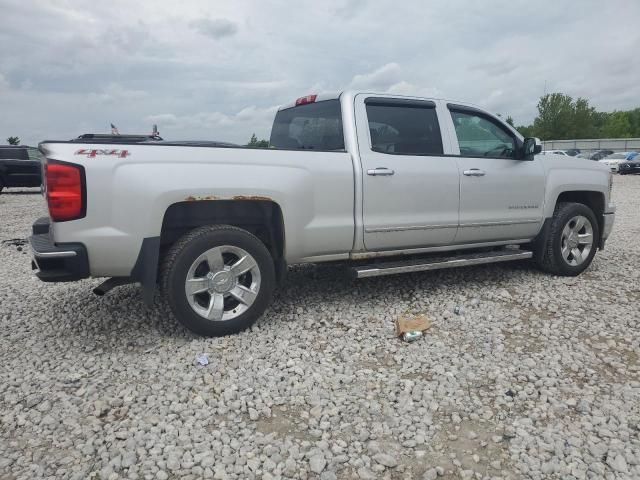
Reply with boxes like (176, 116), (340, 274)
(365, 100), (443, 155)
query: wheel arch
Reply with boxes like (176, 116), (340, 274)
(160, 198), (285, 259)
(532, 190), (606, 262)
(132, 199), (286, 306)
(553, 190), (605, 243)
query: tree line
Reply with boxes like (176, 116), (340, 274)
(508, 93), (640, 141)
(246, 133), (269, 148)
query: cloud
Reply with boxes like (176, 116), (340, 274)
(470, 60), (518, 78)
(346, 64), (442, 99)
(348, 63), (402, 91)
(334, 0), (367, 18)
(0, 73), (9, 92)
(145, 113), (179, 126)
(1, 0), (640, 145)
(88, 84), (149, 104)
(386, 81), (442, 99)
(144, 105), (279, 142)
(190, 18), (238, 40)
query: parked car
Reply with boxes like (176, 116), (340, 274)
(31, 91), (615, 337)
(0, 146), (42, 193)
(590, 150), (615, 160)
(542, 150), (570, 156)
(618, 156), (640, 175)
(599, 152), (638, 172)
(565, 149), (581, 156)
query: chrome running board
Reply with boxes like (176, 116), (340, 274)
(352, 249), (533, 279)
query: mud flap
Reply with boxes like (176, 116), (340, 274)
(130, 237), (161, 306)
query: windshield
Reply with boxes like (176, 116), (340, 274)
(270, 100), (344, 150)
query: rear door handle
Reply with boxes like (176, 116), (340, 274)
(367, 167), (395, 176)
(463, 169), (486, 177)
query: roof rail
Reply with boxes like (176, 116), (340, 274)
(73, 133), (163, 143)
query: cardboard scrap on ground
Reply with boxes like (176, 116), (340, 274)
(395, 314), (432, 337)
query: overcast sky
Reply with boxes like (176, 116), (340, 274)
(1, 0), (639, 146)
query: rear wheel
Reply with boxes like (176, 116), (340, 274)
(160, 225), (275, 336)
(535, 202), (599, 276)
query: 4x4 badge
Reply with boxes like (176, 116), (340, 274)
(75, 149), (130, 158)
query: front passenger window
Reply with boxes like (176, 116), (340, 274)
(450, 111), (516, 159)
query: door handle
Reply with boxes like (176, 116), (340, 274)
(463, 169), (486, 177)
(367, 167), (395, 176)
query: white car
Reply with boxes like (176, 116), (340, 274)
(542, 150), (569, 156)
(599, 153), (630, 172)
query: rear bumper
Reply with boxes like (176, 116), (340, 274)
(30, 217), (90, 282)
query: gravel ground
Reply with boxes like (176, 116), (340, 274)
(0, 177), (639, 480)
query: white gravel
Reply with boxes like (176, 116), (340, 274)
(0, 177), (639, 480)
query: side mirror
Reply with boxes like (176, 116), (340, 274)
(522, 137), (542, 160)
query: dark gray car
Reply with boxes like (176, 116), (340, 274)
(0, 146), (42, 193)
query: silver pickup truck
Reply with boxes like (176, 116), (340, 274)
(31, 91), (615, 336)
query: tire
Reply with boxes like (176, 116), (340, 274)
(535, 202), (600, 276)
(160, 225), (275, 337)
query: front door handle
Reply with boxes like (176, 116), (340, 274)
(463, 169), (486, 177)
(367, 167), (395, 176)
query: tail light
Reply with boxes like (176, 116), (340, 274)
(45, 161), (86, 222)
(295, 94), (317, 106)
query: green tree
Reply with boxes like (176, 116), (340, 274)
(6, 136), (20, 145)
(602, 111), (632, 138)
(533, 93), (575, 140)
(571, 98), (598, 138)
(626, 108), (640, 137)
(591, 111), (609, 138)
(508, 94), (640, 140)
(505, 116), (515, 127)
(515, 125), (535, 137)
(247, 133), (269, 148)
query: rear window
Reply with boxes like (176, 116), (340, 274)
(270, 100), (344, 151)
(0, 148), (29, 160)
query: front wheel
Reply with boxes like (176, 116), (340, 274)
(160, 225), (275, 336)
(534, 202), (600, 276)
